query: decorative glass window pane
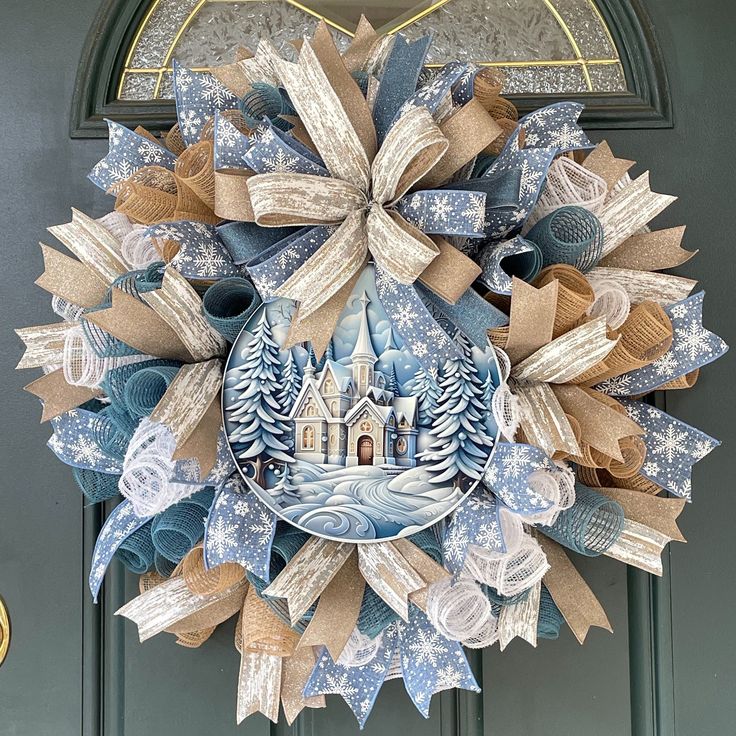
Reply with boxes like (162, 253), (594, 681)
(118, 0), (627, 100)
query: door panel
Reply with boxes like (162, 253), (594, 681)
(1, 1), (734, 735)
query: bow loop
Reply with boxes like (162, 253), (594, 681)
(371, 106), (448, 205)
(248, 173), (366, 226)
(366, 208), (438, 285)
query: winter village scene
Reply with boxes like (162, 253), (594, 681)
(223, 265), (499, 541)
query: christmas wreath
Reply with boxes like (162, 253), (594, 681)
(16, 18), (728, 726)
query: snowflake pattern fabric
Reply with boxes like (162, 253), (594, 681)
(48, 409), (124, 474)
(244, 123), (328, 177)
(89, 499), (152, 601)
(213, 111), (250, 170)
(304, 625), (398, 728)
(443, 488), (506, 574)
(396, 190), (488, 237)
(374, 264), (463, 370)
(621, 400), (719, 500)
(397, 605), (480, 717)
(88, 120), (177, 193)
(203, 475), (276, 580)
(478, 236), (541, 294)
(247, 226), (335, 301)
(173, 62), (239, 147)
(597, 292), (728, 396)
(144, 221), (240, 280)
(483, 442), (557, 516)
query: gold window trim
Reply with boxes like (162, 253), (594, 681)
(118, 0), (624, 99)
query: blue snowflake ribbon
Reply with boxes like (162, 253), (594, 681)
(519, 101), (592, 153)
(144, 221), (240, 280)
(374, 265), (463, 369)
(397, 606), (480, 718)
(171, 431), (236, 487)
(304, 607), (479, 726)
(480, 102), (591, 240)
(88, 119), (177, 193)
(451, 64), (482, 106)
(596, 292), (728, 397)
(247, 226), (336, 301)
(482, 133), (556, 239)
(203, 475), (276, 580)
(173, 62), (239, 146)
(304, 624), (399, 728)
(620, 400), (719, 500)
(396, 190), (488, 238)
(477, 236), (543, 294)
(244, 122), (328, 176)
(395, 60), (468, 121)
(89, 499), (152, 601)
(483, 442), (557, 516)
(213, 111), (251, 169)
(48, 409), (124, 474)
(443, 489), (507, 575)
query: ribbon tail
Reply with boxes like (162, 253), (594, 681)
(374, 264), (462, 370)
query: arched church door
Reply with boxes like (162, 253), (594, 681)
(357, 436), (373, 465)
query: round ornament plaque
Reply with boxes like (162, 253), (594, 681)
(223, 264), (500, 541)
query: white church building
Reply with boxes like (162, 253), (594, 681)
(289, 293), (418, 467)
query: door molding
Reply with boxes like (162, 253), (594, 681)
(69, 0), (671, 138)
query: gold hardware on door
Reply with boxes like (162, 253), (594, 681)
(0, 596), (10, 666)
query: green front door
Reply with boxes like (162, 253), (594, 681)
(1, 1), (734, 734)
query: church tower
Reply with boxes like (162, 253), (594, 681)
(351, 291), (377, 398)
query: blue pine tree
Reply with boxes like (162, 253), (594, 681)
(228, 312), (292, 462)
(386, 363), (399, 396)
(419, 355), (494, 483)
(270, 463), (299, 505)
(277, 348), (302, 413)
(324, 338), (335, 363)
(411, 365), (442, 426)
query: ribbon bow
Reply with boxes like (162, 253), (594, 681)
(214, 28), (505, 362)
(248, 101), (449, 317)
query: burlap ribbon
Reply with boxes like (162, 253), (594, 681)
(489, 268), (658, 470)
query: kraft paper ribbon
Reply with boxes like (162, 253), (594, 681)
(582, 140), (634, 191)
(599, 225), (696, 271)
(262, 537), (353, 622)
(536, 534), (612, 644)
(297, 549), (365, 659)
(36, 243), (109, 308)
(47, 208), (128, 285)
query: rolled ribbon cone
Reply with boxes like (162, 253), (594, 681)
(527, 205), (604, 273)
(239, 82), (295, 131)
(150, 489), (216, 564)
(539, 485), (624, 556)
(202, 277), (262, 343)
(115, 520), (155, 574)
(72, 466), (120, 503)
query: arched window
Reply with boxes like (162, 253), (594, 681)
(302, 425), (315, 450)
(72, 0), (671, 136)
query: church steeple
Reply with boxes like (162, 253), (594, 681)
(351, 291), (377, 397)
